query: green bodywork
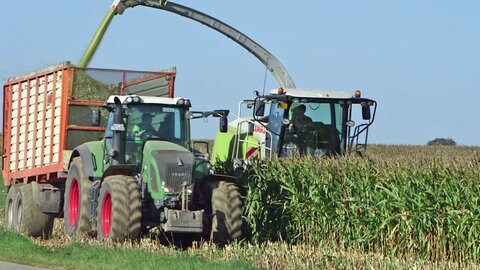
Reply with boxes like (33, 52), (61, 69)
(141, 141), (190, 200)
(211, 130), (235, 164)
(211, 128), (260, 165)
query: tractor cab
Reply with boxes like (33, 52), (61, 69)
(102, 95), (192, 168)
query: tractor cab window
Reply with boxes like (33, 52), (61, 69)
(104, 112), (115, 153)
(125, 104), (188, 164)
(282, 101), (345, 157)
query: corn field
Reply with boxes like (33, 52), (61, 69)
(237, 145), (480, 262)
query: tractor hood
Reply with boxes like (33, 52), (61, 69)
(141, 140), (195, 199)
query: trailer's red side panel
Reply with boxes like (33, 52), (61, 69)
(2, 62), (176, 186)
(2, 63), (71, 185)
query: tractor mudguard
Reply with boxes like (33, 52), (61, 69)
(70, 142), (105, 179)
(200, 174), (239, 187)
(102, 164), (137, 180)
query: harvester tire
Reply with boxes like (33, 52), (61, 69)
(96, 176), (130, 242)
(64, 157), (93, 237)
(5, 184), (19, 229)
(204, 180), (243, 246)
(14, 183), (54, 238)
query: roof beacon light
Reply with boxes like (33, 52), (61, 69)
(354, 90), (362, 98)
(176, 98), (191, 107)
(278, 87), (285, 95)
(124, 95), (142, 104)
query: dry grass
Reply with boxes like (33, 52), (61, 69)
(21, 212), (480, 269)
(30, 223), (480, 269)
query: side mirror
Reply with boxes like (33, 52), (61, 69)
(362, 104), (371, 120)
(220, 116), (228, 133)
(92, 109), (101, 126)
(254, 99), (265, 117)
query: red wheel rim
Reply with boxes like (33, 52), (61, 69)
(68, 179), (79, 226)
(101, 192), (112, 236)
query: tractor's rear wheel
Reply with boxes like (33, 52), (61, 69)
(97, 176), (138, 242)
(203, 180), (243, 246)
(5, 185), (19, 229)
(64, 157), (92, 237)
(14, 183), (54, 238)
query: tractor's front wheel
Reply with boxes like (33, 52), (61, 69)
(97, 176), (138, 242)
(203, 180), (243, 246)
(64, 157), (93, 237)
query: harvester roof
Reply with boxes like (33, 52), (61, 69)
(269, 88), (353, 99)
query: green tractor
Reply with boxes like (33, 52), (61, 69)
(64, 94), (243, 245)
(211, 88), (377, 165)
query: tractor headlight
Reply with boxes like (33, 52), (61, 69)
(162, 181), (173, 193)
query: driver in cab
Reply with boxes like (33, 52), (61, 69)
(132, 113), (156, 142)
(291, 104), (312, 134)
(287, 104), (312, 154)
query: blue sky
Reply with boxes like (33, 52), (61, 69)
(1, 1), (479, 145)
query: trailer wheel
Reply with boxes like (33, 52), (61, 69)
(5, 185), (19, 229)
(14, 183), (54, 238)
(96, 176), (130, 242)
(203, 180), (243, 246)
(64, 157), (92, 237)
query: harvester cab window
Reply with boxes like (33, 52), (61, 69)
(266, 102), (286, 155)
(282, 101), (344, 157)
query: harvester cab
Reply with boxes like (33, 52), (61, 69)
(211, 88), (377, 164)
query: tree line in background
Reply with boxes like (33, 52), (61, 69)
(427, 137), (457, 146)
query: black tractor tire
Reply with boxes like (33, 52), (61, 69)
(203, 180), (243, 246)
(124, 176), (142, 239)
(96, 176), (132, 242)
(64, 157), (93, 237)
(14, 183), (54, 238)
(5, 184), (19, 229)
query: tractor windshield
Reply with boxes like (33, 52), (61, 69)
(279, 100), (346, 157)
(123, 104), (188, 164)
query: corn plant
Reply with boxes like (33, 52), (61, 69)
(238, 145), (480, 262)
